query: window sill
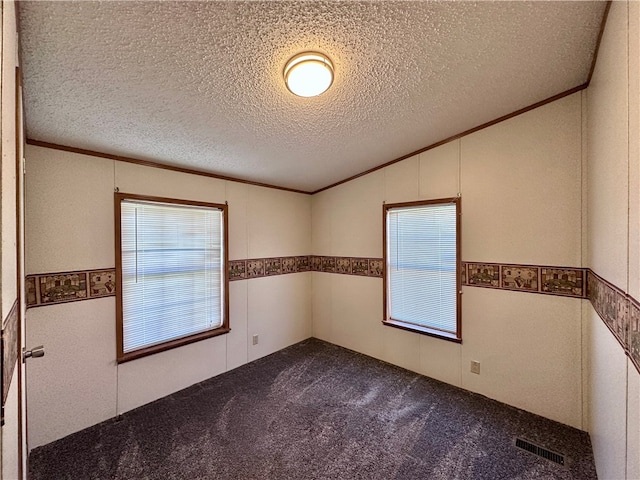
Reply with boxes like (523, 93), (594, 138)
(117, 326), (231, 364)
(382, 319), (461, 343)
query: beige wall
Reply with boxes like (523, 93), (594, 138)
(586, 1), (640, 478)
(312, 92), (585, 429)
(1, 0), (17, 321)
(24, 145), (313, 448)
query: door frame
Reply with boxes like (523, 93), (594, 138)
(16, 63), (26, 480)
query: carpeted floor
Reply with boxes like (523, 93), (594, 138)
(30, 338), (597, 480)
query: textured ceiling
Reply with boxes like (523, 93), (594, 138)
(19, 1), (606, 192)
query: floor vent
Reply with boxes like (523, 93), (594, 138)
(514, 438), (566, 466)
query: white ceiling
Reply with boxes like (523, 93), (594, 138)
(18, 1), (607, 193)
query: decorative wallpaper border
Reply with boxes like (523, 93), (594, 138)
(2, 300), (19, 412)
(229, 256), (310, 280)
(26, 268), (116, 308)
(461, 262), (586, 298)
(25, 256), (384, 308)
(23, 258), (640, 376)
(587, 270), (640, 374)
(27, 258), (588, 309)
(229, 256), (384, 280)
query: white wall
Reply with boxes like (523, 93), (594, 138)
(24, 145), (312, 448)
(586, 1), (640, 478)
(312, 92), (584, 429)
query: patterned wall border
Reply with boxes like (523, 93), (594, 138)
(2, 300), (19, 408)
(25, 257), (383, 308)
(26, 268), (116, 308)
(587, 270), (640, 374)
(229, 256), (384, 280)
(24, 260), (635, 370)
(26, 259), (592, 308)
(312, 256), (383, 277)
(229, 256), (311, 280)
(462, 262), (586, 298)
(23, 258), (639, 376)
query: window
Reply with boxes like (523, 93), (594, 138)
(115, 193), (229, 363)
(383, 198), (461, 342)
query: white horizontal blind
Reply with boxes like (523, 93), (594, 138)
(121, 199), (224, 353)
(387, 203), (457, 334)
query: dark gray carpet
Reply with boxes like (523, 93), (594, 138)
(30, 338), (597, 480)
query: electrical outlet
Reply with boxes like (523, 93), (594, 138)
(252, 334), (259, 345)
(470, 360), (480, 375)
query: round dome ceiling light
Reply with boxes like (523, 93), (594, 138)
(284, 52), (334, 97)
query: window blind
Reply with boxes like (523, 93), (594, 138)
(387, 202), (457, 334)
(120, 199), (224, 353)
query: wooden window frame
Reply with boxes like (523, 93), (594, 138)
(382, 197), (462, 343)
(115, 192), (230, 363)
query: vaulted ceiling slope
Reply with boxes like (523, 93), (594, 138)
(19, 1), (607, 193)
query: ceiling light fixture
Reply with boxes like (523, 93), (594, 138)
(284, 52), (334, 97)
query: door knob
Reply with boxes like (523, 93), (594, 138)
(23, 345), (44, 362)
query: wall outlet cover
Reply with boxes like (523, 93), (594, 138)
(471, 361), (481, 374)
